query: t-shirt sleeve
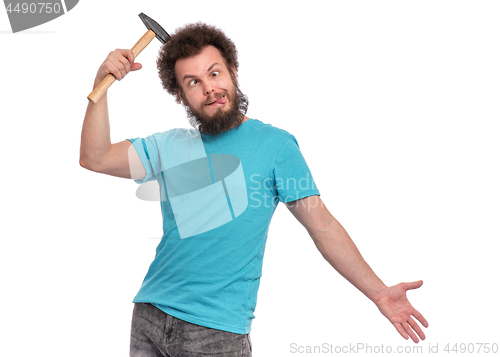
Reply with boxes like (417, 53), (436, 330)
(126, 136), (161, 184)
(272, 136), (320, 203)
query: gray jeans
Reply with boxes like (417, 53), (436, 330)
(130, 303), (252, 357)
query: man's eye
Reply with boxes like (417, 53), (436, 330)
(189, 79), (198, 86)
(211, 71), (219, 77)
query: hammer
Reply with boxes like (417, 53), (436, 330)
(87, 13), (170, 104)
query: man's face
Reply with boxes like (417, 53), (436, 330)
(175, 45), (246, 135)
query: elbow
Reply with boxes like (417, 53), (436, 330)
(79, 152), (90, 169)
(79, 154), (98, 172)
(79, 155), (87, 169)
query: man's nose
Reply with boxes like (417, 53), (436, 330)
(203, 83), (214, 95)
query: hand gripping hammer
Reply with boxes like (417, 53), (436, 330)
(87, 13), (171, 104)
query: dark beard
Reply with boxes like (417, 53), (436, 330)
(184, 84), (249, 136)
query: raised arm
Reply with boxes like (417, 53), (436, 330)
(79, 49), (146, 180)
(285, 195), (428, 343)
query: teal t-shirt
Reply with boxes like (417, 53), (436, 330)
(127, 118), (320, 334)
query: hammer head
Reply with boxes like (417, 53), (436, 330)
(139, 13), (171, 44)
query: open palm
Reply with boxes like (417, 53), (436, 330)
(375, 280), (429, 343)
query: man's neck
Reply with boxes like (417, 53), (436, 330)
(228, 115), (249, 130)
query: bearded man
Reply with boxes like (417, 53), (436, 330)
(80, 22), (428, 357)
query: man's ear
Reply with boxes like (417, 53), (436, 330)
(176, 89), (187, 105)
(230, 65), (238, 84)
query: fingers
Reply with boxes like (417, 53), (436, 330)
(107, 49), (133, 80)
(402, 322), (420, 343)
(130, 62), (143, 71)
(97, 49), (141, 83)
(115, 48), (135, 64)
(394, 322), (419, 343)
(394, 323), (409, 340)
(404, 280), (423, 291)
(408, 317), (426, 341)
(413, 308), (429, 328)
(394, 315), (427, 344)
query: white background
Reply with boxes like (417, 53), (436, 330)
(1, 1), (499, 356)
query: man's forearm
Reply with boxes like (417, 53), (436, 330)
(79, 85), (111, 169)
(310, 216), (387, 303)
(286, 186), (427, 342)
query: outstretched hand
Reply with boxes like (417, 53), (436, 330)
(375, 280), (428, 343)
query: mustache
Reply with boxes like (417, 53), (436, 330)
(204, 91), (229, 106)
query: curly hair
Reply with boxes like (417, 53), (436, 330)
(157, 22), (239, 103)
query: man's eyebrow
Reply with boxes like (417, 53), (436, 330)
(207, 62), (221, 72)
(182, 74), (197, 82)
(182, 63), (221, 82)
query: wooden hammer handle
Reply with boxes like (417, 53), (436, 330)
(88, 29), (157, 104)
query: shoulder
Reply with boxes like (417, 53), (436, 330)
(249, 119), (296, 144)
(140, 127), (200, 145)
